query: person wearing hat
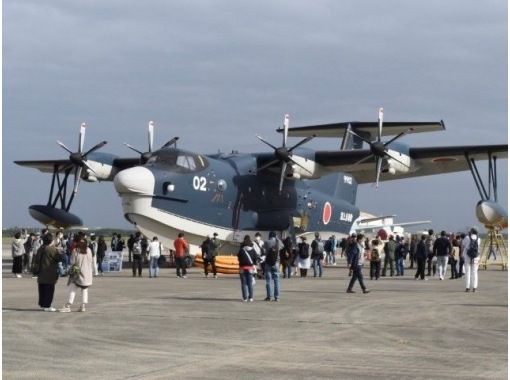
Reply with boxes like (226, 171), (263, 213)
(297, 236), (311, 277)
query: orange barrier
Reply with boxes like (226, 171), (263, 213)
(194, 255), (240, 274)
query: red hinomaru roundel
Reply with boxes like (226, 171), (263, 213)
(322, 202), (332, 225)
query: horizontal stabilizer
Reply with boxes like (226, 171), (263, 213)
(278, 121), (445, 140)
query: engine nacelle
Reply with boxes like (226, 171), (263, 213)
(288, 155), (320, 179)
(84, 173), (98, 182)
(385, 148), (412, 175)
(476, 200), (508, 229)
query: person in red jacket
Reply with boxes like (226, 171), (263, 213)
(173, 233), (189, 278)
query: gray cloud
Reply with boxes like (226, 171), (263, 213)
(4, 0), (507, 231)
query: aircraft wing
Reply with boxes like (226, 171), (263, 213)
(14, 158), (141, 174)
(14, 159), (72, 173)
(314, 144), (508, 184)
(279, 121), (445, 140)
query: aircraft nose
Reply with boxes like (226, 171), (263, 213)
(114, 166), (155, 195)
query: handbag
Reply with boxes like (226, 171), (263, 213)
(242, 248), (256, 274)
(157, 254), (166, 266)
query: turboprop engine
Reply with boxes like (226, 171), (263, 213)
(476, 200), (508, 229)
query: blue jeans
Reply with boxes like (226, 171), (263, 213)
(149, 257), (159, 277)
(312, 258), (323, 277)
(264, 264), (280, 299)
(396, 258), (404, 276)
(239, 271), (254, 300)
(283, 264), (292, 278)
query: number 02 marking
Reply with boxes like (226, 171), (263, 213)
(193, 176), (207, 191)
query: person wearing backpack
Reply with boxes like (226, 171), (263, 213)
(462, 228), (481, 292)
(311, 232), (325, 278)
(201, 236), (216, 278)
(382, 235), (397, 277)
(297, 236), (311, 277)
(237, 235), (258, 302)
(262, 231), (281, 301)
(132, 233), (143, 277)
(369, 239), (382, 280)
(425, 229), (436, 277)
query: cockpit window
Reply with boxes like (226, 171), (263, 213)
(147, 149), (208, 172)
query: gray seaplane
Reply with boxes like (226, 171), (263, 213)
(15, 109), (508, 252)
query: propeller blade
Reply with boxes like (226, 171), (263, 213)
(73, 166), (83, 194)
(82, 141), (107, 158)
(161, 137), (180, 149)
(375, 157), (383, 188)
(378, 108), (383, 142)
(123, 143), (144, 156)
(256, 135), (278, 151)
(383, 128), (413, 147)
(288, 157), (313, 175)
(353, 154), (374, 166)
(79, 123), (86, 153)
(148, 121), (155, 153)
(283, 114), (290, 148)
(57, 140), (74, 155)
(257, 159), (280, 172)
(279, 162), (288, 193)
(347, 129), (372, 146)
(287, 135), (315, 153)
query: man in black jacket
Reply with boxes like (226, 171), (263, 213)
(433, 231), (452, 281)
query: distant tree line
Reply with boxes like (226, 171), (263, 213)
(3, 227), (137, 238)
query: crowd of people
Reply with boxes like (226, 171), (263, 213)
(10, 226), (483, 309)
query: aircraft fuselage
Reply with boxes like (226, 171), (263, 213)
(114, 148), (359, 252)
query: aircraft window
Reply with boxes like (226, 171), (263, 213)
(148, 150), (208, 172)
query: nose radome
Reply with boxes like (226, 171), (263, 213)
(114, 166), (155, 195)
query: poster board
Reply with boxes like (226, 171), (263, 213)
(101, 250), (123, 272)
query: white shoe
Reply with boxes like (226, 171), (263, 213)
(182, 275), (187, 279)
(79, 305), (86, 312)
(59, 306), (71, 313)
(43, 307), (57, 312)
(248, 298), (254, 302)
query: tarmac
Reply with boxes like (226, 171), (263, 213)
(2, 252), (508, 380)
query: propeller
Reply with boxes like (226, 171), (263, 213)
(348, 108), (412, 188)
(124, 121), (180, 163)
(56, 123), (107, 195)
(256, 114), (315, 192)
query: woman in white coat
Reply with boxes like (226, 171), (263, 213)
(462, 228), (481, 292)
(148, 237), (162, 278)
(59, 238), (93, 312)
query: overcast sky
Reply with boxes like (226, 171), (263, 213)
(3, 0), (508, 232)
